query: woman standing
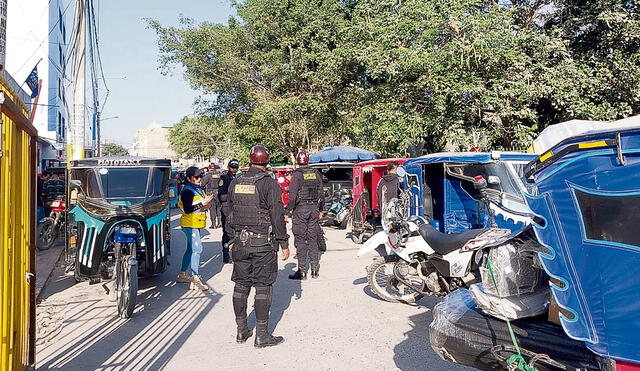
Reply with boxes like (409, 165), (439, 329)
(177, 167), (215, 290)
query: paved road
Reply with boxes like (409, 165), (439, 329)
(36, 211), (468, 370)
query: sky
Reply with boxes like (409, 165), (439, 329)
(98, 0), (234, 148)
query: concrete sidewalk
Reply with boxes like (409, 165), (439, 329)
(35, 211), (469, 370)
(35, 241), (64, 299)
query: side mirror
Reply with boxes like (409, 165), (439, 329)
(70, 179), (83, 190)
(396, 166), (407, 178)
(487, 176), (501, 186)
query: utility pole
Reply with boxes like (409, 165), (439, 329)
(70, 0), (86, 160)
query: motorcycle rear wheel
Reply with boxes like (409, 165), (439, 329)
(367, 258), (424, 304)
(37, 217), (56, 251)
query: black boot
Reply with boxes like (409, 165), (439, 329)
(222, 247), (232, 264)
(254, 320), (284, 348)
(288, 269), (307, 280)
(311, 267), (319, 279)
(236, 317), (253, 344)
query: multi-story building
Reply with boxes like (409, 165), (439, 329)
(132, 126), (177, 160)
(6, 0), (71, 146)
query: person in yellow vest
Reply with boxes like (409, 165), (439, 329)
(177, 167), (215, 290)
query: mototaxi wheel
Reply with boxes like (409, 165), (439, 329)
(366, 257), (424, 304)
(37, 217), (56, 251)
(116, 255), (138, 318)
(350, 232), (364, 244)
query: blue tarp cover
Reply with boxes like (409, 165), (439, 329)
(525, 127), (640, 363)
(309, 146), (377, 163)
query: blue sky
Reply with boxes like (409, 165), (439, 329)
(99, 0), (234, 148)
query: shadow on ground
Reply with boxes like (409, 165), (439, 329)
(37, 215), (224, 370)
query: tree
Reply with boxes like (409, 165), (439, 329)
(101, 142), (129, 156)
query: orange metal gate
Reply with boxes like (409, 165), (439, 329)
(0, 77), (37, 370)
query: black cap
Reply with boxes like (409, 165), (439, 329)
(229, 159), (240, 168)
(185, 166), (203, 178)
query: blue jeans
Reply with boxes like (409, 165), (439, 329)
(37, 206), (45, 224)
(181, 227), (203, 275)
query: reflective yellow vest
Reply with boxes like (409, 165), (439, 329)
(179, 183), (207, 229)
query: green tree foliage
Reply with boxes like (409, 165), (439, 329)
(101, 142), (129, 156)
(149, 0), (640, 158)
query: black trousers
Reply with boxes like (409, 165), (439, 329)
(209, 197), (221, 227)
(221, 202), (231, 248)
(292, 204), (320, 272)
(231, 243), (278, 287)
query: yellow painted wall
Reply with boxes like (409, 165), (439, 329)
(0, 81), (34, 370)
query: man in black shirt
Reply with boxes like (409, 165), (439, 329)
(227, 145), (289, 348)
(202, 164), (222, 228)
(218, 158), (240, 263)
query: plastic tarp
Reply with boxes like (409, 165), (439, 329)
(309, 146), (378, 163)
(429, 289), (601, 371)
(469, 283), (549, 320)
(524, 127), (640, 363)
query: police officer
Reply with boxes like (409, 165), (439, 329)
(218, 158), (240, 263)
(202, 164), (222, 228)
(227, 145), (290, 348)
(286, 151), (324, 280)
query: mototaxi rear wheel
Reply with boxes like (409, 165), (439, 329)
(366, 257), (424, 304)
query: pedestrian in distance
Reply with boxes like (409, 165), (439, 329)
(37, 170), (51, 223)
(218, 158), (240, 263)
(202, 163), (222, 228)
(377, 161), (401, 213)
(176, 167), (216, 291)
(227, 145), (290, 348)
(43, 170), (66, 217)
(286, 151), (325, 280)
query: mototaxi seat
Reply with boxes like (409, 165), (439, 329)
(418, 224), (487, 255)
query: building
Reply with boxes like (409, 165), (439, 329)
(6, 0), (71, 145)
(132, 126), (176, 160)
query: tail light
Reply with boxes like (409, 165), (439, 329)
(70, 236), (77, 245)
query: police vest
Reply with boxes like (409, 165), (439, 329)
(231, 173), (271, 229)
(298, 168), (321, 203)
(179, 183), (207, 229)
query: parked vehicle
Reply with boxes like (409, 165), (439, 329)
(308, 161), (355, 228)
(357, 172), (537, 304)
(37, 195), (67, 250)
(403, 152), (537, 233)
(66, 156), (172, 318)
(351, 158), (408, 243)
(272, 165), (295, 207)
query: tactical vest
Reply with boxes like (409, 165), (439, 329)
(298, 168), (320, 202)
(179, 183), (207, 229)
(231, 173), (271, 229)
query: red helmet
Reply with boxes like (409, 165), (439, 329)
(295, 151), (310, 165)
(249, 145), (270, 165)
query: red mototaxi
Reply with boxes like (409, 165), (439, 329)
(351, 158), (408, 243)
(272, 165), (295, 207)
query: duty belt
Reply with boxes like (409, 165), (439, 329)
(235, 230), (271, 244)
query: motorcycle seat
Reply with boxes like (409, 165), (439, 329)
(418, 224), (487, 255)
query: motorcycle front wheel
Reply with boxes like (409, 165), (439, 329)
(367, 258), (424, 304)
(115, 255), (138, 318)
(37, 217), (56, 250)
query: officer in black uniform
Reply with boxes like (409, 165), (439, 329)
(286, 151), (325, 280)
(218, 158), (240, 263)
(227, 145), (290, 348)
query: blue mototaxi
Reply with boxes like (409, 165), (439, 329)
(523, 127), (640, 367)
(403, 152), (537, 234)
(67, 156), (172, 318)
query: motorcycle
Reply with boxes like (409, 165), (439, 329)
(327, 188), (353, 229)
(358, 175), (514, 303)
(37, 195), (67, 251)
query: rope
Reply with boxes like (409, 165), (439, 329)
(486, 257), (538, 371)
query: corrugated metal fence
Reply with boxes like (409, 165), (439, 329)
(0, 76), (37, 370)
